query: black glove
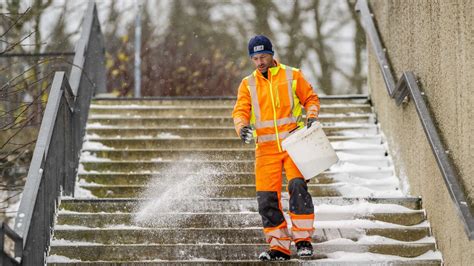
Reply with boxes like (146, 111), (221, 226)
(307, 117), (318, 128)
(239, 126), (253, 144)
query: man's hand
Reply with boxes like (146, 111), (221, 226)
(239, 126), (253, 144)
(307, 117), (318, 128)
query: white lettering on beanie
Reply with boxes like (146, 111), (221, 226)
(254, 45), (264, 52)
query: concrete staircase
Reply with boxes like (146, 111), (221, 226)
(47, 96), (442, 265)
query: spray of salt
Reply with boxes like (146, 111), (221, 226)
(133, 156), (227, 227)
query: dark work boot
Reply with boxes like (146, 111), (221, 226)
(258, 249), (291, 261)
(296, 241), (314, 257)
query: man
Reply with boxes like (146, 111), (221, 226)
(232, 35), (320, 261)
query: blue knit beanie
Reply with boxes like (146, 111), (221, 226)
(248, 35), (274, 57)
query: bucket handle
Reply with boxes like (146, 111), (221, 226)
(289, 126), (299, 134)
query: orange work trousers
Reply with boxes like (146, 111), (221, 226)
(255, 150), (315, 255)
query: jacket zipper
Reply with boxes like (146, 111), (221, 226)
(267, 74), (282, 152)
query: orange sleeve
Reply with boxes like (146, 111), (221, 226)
(294, 70), (320, 119)
(232, 78), (251, 136)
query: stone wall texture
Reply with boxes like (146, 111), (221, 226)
(367, 0), (473, 264)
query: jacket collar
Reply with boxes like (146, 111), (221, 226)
(254, 60), (281, 78)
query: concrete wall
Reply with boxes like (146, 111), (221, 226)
(367, 0), (473, 264)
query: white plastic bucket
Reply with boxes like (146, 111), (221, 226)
(281, 122), (339, 180)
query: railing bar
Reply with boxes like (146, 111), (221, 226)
(39, 73), (66, 159)
(0, 224), (3, 254)
(63, 78), (75, 111)
(405, 72), (474, 239)
(1, 223), (22, 243)
(14, 72), (65, 243)
(64, 106), (75, 195)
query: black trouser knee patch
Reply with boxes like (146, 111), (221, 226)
(257, 191), (285, 228)
(288, 178), (314, 215)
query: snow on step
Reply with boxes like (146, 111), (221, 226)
(89, 103), (372, 110)
(47, 243), (438, 261)
(48, 96), (442, 264)
(83, 122), (380, 137)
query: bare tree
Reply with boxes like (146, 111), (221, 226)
(273, 0), (306, 67)
(30, 0), (53, 124)
(137, 0), (246, 97)
(0, 0), (65, 224)
(103, 1), (133, 96)
(249, 0), (275, 39)
(306, 0), (336, 94)
(346, 0), (366, 94)
(44, 2), (74, 53)
(244, 0), (365, 94)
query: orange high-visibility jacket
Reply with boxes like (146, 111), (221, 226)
(232, 62), (320, 157)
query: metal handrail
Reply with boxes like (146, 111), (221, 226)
(0, 1), (106, 264)
(355, 0), (474, 240)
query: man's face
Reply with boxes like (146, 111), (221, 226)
(251, 53), (274, 73)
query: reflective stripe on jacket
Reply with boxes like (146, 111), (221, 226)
(232, 62), (320, 157)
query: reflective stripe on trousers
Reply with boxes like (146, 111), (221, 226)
(291, 218), (315, 241)
(288, 178), (315, 242)
(264, 226), (292, 254)
(257, 164), (315, 253)
(257, 191), (292, 254)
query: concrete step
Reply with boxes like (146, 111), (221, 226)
(56, 210), (426, 227)
(47, 259), (442, 266)
(80, 147), (387, 161)
(77, 169), (395, 185)
(91, 96), (370, 106)
(84, 125), (379, 138)
(82, 135), (383, 149)
(48, 97), (442, 264)
(52, 226), (431, 244)
(92, 99), (239, 106)
(77, 184), (343, 198)
(79, 181), (400, 198)
(87, 114), (376, 127)
(89, 104), (373, 117)
(86, 128), (242, 139)
(48, 241), (436, 261)
(79, 158), (391, 173)
(60, 197), (423, 213)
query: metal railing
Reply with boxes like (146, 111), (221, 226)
(355, 0), (474, 240)
(1, 1), (106, 264)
